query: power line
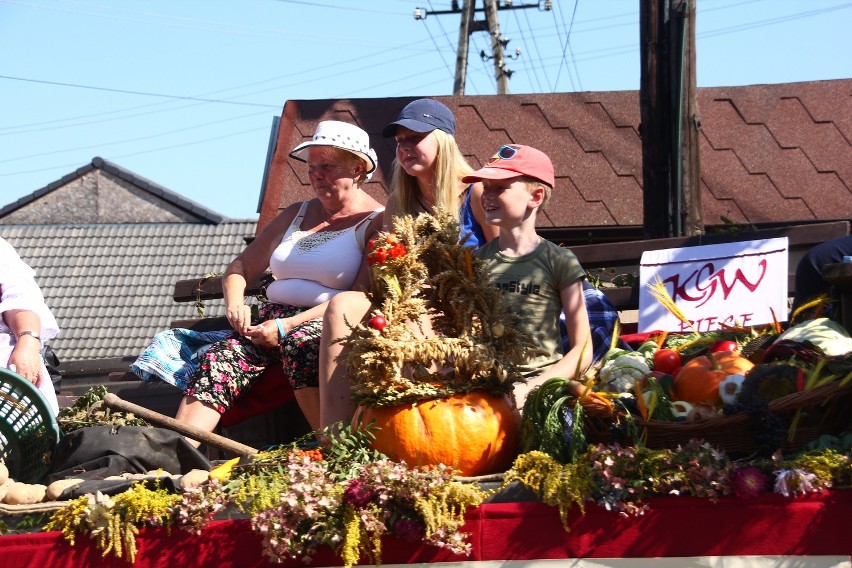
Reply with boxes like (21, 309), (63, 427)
(552, 0), (582, 92)
(0, 109), (270, 164)
(425, 0), (486, 95)
(418, 2), (458, 90)
(512, 5), (548, 92)
(700, 3), (852, 38)
(2, 0), (416, 47)
(271, 0), (408, 14)
(0, 36), (442, 135)
(0, 124), (269, 178)
(0, 75), (280, 108)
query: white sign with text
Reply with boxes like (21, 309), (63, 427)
(638, 237), (789, 333)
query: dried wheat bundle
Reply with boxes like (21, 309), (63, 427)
(341, 209), (542, 406)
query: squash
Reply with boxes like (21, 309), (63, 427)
(353, 391), (520, 476)
(773, 317), (852, 356)
(672, 351), (755, 408)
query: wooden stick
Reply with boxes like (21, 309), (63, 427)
(102, 393), (258, 457)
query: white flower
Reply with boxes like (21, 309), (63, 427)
(774, 468), (818, 497)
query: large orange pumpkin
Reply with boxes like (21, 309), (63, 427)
(672, 350), (754, 408)
(352, 391), (520, 476)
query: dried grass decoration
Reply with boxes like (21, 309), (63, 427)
(341, 209), (542, 476)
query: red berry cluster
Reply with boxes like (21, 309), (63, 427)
(367, 233), (406, 266)
(296, 448), (323, 461)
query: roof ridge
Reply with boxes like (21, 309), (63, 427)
(0, 157), (231, 224)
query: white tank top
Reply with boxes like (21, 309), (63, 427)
(265, 201), (382, 307)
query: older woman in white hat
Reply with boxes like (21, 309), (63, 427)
(175, 121), (383, 436)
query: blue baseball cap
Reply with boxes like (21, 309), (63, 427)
(382, 98), (456, 138)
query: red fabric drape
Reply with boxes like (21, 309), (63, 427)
(220, 366), (294, 428)
(2, 491), (851, 567)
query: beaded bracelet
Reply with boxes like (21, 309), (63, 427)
(275, 318), (286, 341)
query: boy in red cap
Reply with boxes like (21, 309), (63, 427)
(463, 144), (593, 409)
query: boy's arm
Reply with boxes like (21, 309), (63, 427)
(513, 279), (593, 408)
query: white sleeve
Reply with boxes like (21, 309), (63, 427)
(0, 238), (60, 342)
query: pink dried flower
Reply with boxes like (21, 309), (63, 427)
(343, 479), (376, 509)
(730, 465), (769, 499)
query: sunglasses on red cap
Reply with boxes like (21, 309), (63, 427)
(484, 145), (519, 165)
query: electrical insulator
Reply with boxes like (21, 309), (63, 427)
(414, 7), (424, 20)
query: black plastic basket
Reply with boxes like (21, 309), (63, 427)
(0, 368), (61, 483)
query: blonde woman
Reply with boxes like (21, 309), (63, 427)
(382, 98), (493, 246)
(319, 99), (497, 428)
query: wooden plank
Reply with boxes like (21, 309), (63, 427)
(102, 393), (258, 457)
(169, 316), (230, 331)
(173, 274), (270, 302)
(109, 371), (136, 382)
(570, 221), (849, 269)
(599, 286), (640, 310)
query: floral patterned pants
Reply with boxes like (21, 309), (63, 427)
(185, 302), (322, 414)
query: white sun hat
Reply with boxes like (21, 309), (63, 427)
(289, 120), (378, 179)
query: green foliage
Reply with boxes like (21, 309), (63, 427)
(56, 386), (149, 433)
(44, 481), (181, 563)
(708, 216), (758, 237)
(233, 422), (389, 485)
(520, 378), (588, 463)
(315, 422), (389, 482)
(585, 268), (638, 289)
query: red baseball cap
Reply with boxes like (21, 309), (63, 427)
(462, 145), (555, 187)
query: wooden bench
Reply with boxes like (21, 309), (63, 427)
(567, 220), (851, 326)
(171, 220), (849, 340)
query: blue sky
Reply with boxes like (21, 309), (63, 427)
(1, 0), (850, 220)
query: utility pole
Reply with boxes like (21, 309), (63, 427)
(453, 0), (477, 95)
(640, 0), (702, 238)
(415, 1), (549, 96)
(483, 0), (509, 94)
(680, 1), (702, 236)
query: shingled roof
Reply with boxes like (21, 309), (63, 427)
(258, 79), (851, 238)
(0, 157), (226, 225)
(3, 222), (255, 361)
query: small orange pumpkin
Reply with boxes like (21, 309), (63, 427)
(352, 391), (520, 476)
(672, 350), (754, 408)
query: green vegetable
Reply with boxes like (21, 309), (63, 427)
(774, 318), (852, 357)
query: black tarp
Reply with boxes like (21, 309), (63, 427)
(44, 426), (212, 498)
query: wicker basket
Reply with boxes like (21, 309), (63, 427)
(0, 368), (62, 483)
(586, 381), (852, 457)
